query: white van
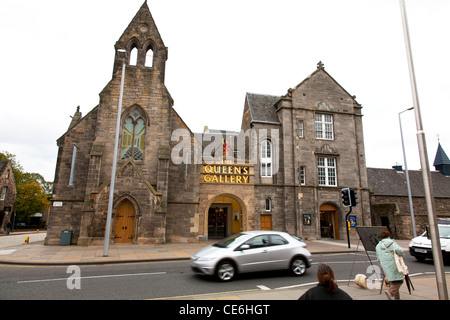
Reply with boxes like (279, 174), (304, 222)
(409, 219), (450, 264)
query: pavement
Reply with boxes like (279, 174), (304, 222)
(0, 231), (449, 301)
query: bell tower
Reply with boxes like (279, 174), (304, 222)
(112, 1), (168, 83)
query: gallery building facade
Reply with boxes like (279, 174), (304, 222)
(45, 2), (371, 245)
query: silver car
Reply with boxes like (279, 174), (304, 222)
(190, 231), (312, 281)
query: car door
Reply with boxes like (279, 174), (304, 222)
(266, 234), (291, 269)
(234, 235), (272, 273)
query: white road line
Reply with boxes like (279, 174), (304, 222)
(17, 271), (166, 284)
(0, 249), (16, 255)
(311, 260), (373, 265)
(257, 285), (271, 290)
(275, 279), (351, 290)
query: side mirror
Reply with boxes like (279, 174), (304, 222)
(237, 244), (250, 251)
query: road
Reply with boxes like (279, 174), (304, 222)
(0, 250), (448, 300)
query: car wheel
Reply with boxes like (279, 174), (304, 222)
(290, 256), (307, 276)
(216, 261), (236, 281)
(415, 256), (425, 262)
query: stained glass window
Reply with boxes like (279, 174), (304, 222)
(120, 109), (146, 160)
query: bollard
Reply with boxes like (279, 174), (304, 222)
(24, 236), (29, 244)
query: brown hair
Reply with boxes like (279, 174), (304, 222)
(379, 229), (391, 239)
(317, 263), (337, 293)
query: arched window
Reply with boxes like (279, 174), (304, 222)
(130, 47), (138, 66)
(145, 47), (153, 67)
(120, 109), (146, 160)
(265, 197), (272, 212)
(261, 140), (272, 177)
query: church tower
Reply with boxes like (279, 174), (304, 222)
(112, 1), (168, 82)
(47, 2), (200, 246)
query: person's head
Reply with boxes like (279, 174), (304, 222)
(379, 229), (391, 239)
(317, 263), (337, 293)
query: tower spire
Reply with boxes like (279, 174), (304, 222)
(433, 141), (450, 176)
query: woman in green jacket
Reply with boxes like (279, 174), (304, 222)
(375, 230), (405, 300)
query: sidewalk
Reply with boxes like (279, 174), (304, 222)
(0, 231), (448, 300)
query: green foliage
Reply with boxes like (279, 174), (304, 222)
(0, 151), (51, 222)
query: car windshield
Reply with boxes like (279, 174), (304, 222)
(213, 233), (248, 248)
(438, 225), (450, 238)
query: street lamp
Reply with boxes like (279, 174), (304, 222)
(103, 49), (127, 257)
(399, 0), (448, 300)
(398, 107), (416, 237)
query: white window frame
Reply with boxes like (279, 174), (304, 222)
(317, 157), (337, 186)
(315, 113), (334, 140)
(300, 166), (306, 185)
(298, 120), (304, 138)
(261, 139), (272, 177)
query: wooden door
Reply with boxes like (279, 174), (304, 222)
(114, 200), (136, 243)
(261, 215), (272, 230)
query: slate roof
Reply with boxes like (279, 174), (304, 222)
(367, 167), (450, 198)
(433, 143), (450, 166)
(246, 93), (281, 124)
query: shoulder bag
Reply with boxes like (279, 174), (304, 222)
(382, 242), (409, 275)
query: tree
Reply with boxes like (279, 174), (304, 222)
(0, 151), (51, 223)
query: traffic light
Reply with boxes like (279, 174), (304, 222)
(341, 188), (351, 207)
(350, 189), (358, 207)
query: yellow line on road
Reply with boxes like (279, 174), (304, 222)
(148, 288), (260, 300)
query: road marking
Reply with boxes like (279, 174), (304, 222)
(148, 288), (259, 300)
(311, 260), (373, 265)
(257, 285), (271, 290)
(0, 249), (16, 255)
(275, 279), (350, 290)
(17, 271), (166, 284)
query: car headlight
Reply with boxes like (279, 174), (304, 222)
(196, 257), (216, 262)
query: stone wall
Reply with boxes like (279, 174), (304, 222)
(370, 194), (450, 239)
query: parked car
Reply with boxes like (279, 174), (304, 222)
(190, 230), (312, 281)
(409, 220), (450, 264)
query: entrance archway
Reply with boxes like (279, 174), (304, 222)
(205, 194), (246, 239)
(320, 203), (339, 239)
(114, 199), (136, 243)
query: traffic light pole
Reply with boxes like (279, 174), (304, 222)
(345, 206), (352, 249)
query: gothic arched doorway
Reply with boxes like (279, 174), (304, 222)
(114, 199), (136, 243)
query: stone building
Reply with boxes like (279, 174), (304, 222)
(46, 2), (371, 245)
(237, 62), (371, 241)
(368, 142), (450, 239)
(46, 2), (200, 245)
(0, 161), (16, 234)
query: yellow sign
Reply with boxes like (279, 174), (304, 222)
(202, 165), (250, 184)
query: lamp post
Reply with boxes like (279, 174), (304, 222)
(399, 0), (448, 300)
(398, 107), (416, 237)
(103, 49), (127, 257)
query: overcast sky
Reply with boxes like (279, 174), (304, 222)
(0, 0), (449, 182)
